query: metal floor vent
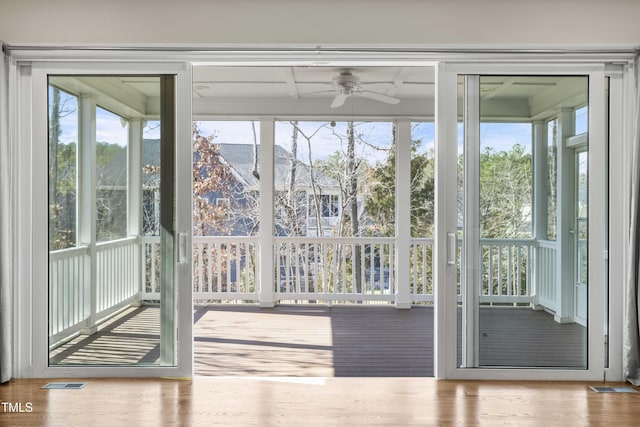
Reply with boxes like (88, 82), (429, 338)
(590, 386), (637, 393)
(42, 382), (87, 389)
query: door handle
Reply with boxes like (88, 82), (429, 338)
(447, 232), (457, 265)
(177, 231), (187, 264)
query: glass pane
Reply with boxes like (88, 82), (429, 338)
(547, 118), (558, 240)
(142, 120), (160, 236)
(48, 86), (78, 250)
(48, 75), (174, 367)
(96, 107), (129, 242)
(575, 150), (588, 325)
(192, 121), (260, 237)
(479, 122), (533, 239)
(456, 75), (465, 367)
(460, 75), (589, 369)
(273, 120), (395, 298)
(190, 121), (260, 300)
(575, 106), (588, 135)
(274, 121), (395, 238)
(410, 122), (435, 238)
(409, 122), (435, 302)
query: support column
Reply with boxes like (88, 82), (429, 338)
(395, 120), (412, 309)
(532, 120), (546, 310)
(555, 108), (575, 323)
(78, 94), (97, 335)
(259, 120), (275, 307)
(127, 119), (145, 304)
(128, 118), (142, 304)
(128, 118), (142, 237)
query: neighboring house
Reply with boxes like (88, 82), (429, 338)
(140, 140), (342, 237)
(218, 143), (342, 237)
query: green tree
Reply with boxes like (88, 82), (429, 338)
(479, 144), (532, 239)
(48, 86), (78, 250)
(364, 138), (435, 237)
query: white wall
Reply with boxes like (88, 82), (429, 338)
(0, 0), (639, 48)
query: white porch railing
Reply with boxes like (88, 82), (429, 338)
(192, 236), (258, 301)
(50, 235), (558, 343)
(274, 237), (396, 302)
(410, 238), (435, 303)
(479, 238), (534, 305)
(49, 237), (139, 345)
(49, 246), (90, 342)
(141, 236), (258, 301)
(96, 238), (140, 313)
(535, 240), (558, 311)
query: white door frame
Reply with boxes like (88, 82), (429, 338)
(435, 62), (613, 381)
(7, 48), (630, 381)
(18, 61), (193, 378)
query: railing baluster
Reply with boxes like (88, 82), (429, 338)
(361, 243), (367, 295)
(410, 243), (416, 294)
(342, 242), (347, 294)
(295, 242), (301, 294)
(227, 242), (232, 294)
(389, 243), (395, 294)
(215, 242), (222, 293)
(516, 244), (522, 297)
(486, 245), (492, 298)
(507, 244), (513, 297)
(498, 244), (503, 297)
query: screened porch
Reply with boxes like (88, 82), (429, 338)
(46, 67), (589, 372)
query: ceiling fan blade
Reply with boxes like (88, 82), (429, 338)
(297, 89), (336, 97)
(358, 90), (401, 105)
(331, 93), (348, 108)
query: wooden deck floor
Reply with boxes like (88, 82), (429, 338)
(51, 304), (586, 376)
(194, 305), (434, 376)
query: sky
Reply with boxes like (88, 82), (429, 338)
(52, 88), (130, 146)
(51, 84), (569, 161)
(194, 120), (529, 163)
(193, 120), (438, 166)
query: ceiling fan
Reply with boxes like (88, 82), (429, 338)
(309, 69), (401, 108)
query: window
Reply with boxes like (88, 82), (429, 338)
(411, 122), (435, 238)
(575, 105), (588, 135)
(48, 85), (79, 250)
(142, 121), (160, 236)
(275, 120), (395, 237)
(321, 194), (339, 217)
(479, 122), (533, 239)
(547, 118), (558, 240)
(216, 197), (230, 207)
(95, 107), (129, 241)
(192, 121), (260, 237)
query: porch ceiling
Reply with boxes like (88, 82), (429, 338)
(52, 68), (588, 121)
(192, 65), (437, 118)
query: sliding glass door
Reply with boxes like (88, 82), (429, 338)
(31, 63), (192, 377)
(436, 64), (608, 380)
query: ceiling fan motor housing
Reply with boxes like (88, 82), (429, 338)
(333, 70), (361, 94)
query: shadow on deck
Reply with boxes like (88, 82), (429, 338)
(50, 304), (586, 376)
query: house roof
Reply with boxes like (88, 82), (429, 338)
(96, 142), (128, 188)
(100, 140), (340, 192)
(217, 143), (340, 191)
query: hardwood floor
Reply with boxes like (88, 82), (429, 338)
(1, 377), (638, 426)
